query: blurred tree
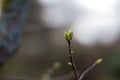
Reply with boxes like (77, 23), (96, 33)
(0, 0), (30, 64)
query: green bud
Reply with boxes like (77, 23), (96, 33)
(95, 58), (103, 64)
(68, 62), (72, 66)
(64, 32), (69, 40)
(64, 29), (73, 41)
(68, 30), (73, 40)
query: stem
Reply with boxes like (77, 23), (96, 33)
(67, 40), (78, 80)
(79, 63), (96, 80)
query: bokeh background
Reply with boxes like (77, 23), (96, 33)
(0, 0), (120, 80)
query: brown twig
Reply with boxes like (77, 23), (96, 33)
(67, 40), (79, 80)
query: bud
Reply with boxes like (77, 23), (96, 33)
(95, 58), (103, 64)
(64, 29), (73, 41)
(68, 62), (72, 66)
(64, 32), (69, 40)
(68, 30), (73, 40)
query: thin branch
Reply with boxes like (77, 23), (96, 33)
(67, 40), (79, 80)
(79, 62), (97, 80)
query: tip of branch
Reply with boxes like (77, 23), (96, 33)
(95, 58), (103, 64)
(64, 29), (73, 41)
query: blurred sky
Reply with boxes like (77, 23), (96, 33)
(38, 0), (120, 46)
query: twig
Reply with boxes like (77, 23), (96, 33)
(64, 30), (102, 80)
(67, 40), (79, 80)
(64, 30), (79, 80)
(79, 63), (96, 80)
(79, 58), (103, 80)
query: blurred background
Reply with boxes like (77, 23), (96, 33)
(0, 0), (120, 80)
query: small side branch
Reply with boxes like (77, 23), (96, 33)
(79, 58), (103, 80)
